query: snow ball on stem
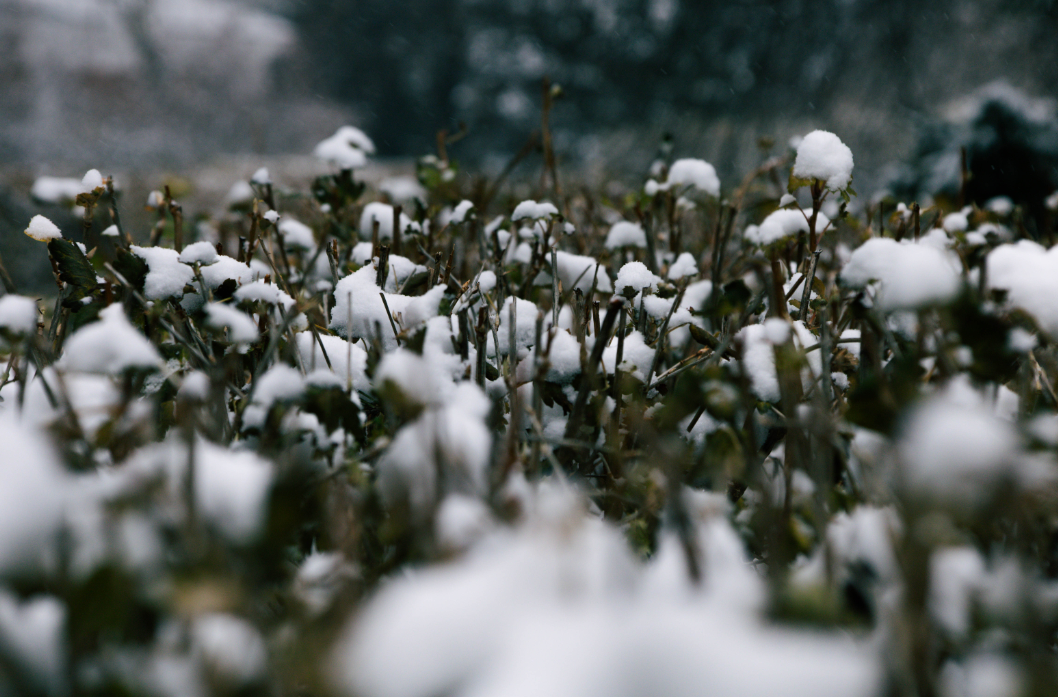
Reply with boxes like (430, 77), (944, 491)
(793, 130), (854, 192)
(645, 158), (720, 198)
(80, 169), (105, 194)
(24, 214), (62, 242)
(314, 126), (376, 170)
(615, 261), (661, 297)
(251, 167), (271, 185)
(511, 200), (559, 222)
(666, 158), (721, 197)
(605, 221), (646, 250)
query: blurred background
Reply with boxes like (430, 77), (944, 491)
(1, 0), (1058, 287)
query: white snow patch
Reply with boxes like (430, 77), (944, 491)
(735, 321), (820, 402)
(744, 209), (830, 247)
(0, 295), (39, 335)
(554, 251), (613, 294)
(358, 202), (421, 241)
(898, 396), (1020, 507)
(24, 215), (62, 242)
(204, 303), (259, 344)
(60, 304), (161, 374)
(841, 237), (961, 311)
(178, 240), (218, 266)
(451, 200), (475, 224)
(0, 412), (69, 576)
(192, 613), (267, 687)
(511, 200), (559, 221)
(667, 252), (698, 279)
(329, 266), (444, 350)
(987, 241), (1058, 339)
(942, 212), (969, 233)
(132, 246), (195, 300)
(314, 126), (375, 169)
(614, 262), (660, 296)
(379, 176), (427, 202)
(665, 158), (721, 197)
(80, 168), (104, 192)
(31, 177), (82, 204)
(792, 130), (854, 191)
(605, 221), (646, 249)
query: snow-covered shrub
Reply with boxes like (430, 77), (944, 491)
(2, 124), (1058, 697)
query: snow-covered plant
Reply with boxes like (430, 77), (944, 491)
(3, 118), (1058, 697)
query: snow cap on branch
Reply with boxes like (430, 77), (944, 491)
(793, 130), (854, 191)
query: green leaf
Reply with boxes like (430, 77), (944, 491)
(113, 247), (148, 293)
(702, 279), (753, 318)
(787, 172), (813, 193)
(214, 278), (238, 302)
(688, 323), (718, 348)
(303, 385), (365, 443)
(399, 270), (431, 296)
(49, 238), (97, 306)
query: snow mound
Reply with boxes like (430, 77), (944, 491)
(898, 395), (1021, 508)
(0, 295), (39, 335)
(615, 262), (660, 296)
(178, 240), (218, 266)
(277, 217), (316, 250)
(667, 252), (698, 279)
(605, 221), (646, 249)
(329, 266), (444, 350)
(735, 321), (820, 402)
(359, 202), (422, 241)
(744, 209), (830, 247)
(24, 215), (62, 242)
(841, 237), (961, 311)
(60, 304), (161, 374)
(666, 158), (721, 197)
(554, 251), (613, 294)
(205, 303), (259, 344)
(987, 240), (1058, 339)
(314, 126), (375, 169)
(511, 200), (559, 221)
(132, 245), (195, 300)
(793, 130), (854, 191)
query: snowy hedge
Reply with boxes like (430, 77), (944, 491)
(0, 126), (1057, 697)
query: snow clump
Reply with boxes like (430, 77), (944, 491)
(666, 158), (721, 196)
(60, 304), (161, 374)
(511, 200), (559, 222)
(178, 241), (218, 266)
(24, 215), (62, 242)
(744, 209), (830, 247)
(840, 237), (961, 311)
(605, 221), (646, 249)
(0, 295), (39, 335)
(987, 240), (1058, 339)
(132, 245), (195, 300)
(80, 168), (104, 192)
(667, 252), (699, 279)
(314, 126), (376, 169)
(450, 200), (475, 224)
(793, 130), (854, 191)
(614, 261), (661, 296)
(647, 158), (721, 197)
(554, 251), (613, 293)
(30, 176), (83, 204)
(897, 394), (1022, 509)
(205, 303), (259, 345)
(278, 217), (317, 250)
(359, 202), (422, 241)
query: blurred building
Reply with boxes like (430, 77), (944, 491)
(0, 0), (350, 168)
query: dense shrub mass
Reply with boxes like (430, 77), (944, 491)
(2, 122), (1058, 697)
